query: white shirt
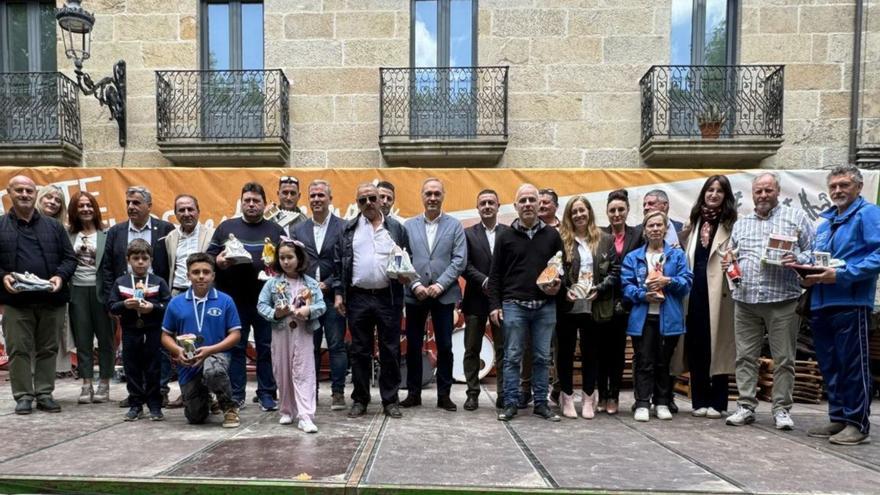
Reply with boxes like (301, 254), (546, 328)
(172, 224), (201, 290)
(312, 215), (330, 281)
(351, 214), (395, 289)
(665, 219), (679, 246)
(483, 221), (497, 253)
(127, 218), (153, 245)
(72, 232), (98, 286)
(425, 213), (442, 252)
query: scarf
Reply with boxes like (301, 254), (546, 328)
(699, 205), (721, 248)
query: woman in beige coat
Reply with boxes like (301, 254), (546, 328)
(676, 175), (737, 418)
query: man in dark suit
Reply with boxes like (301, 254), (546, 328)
(462, 189), (507, 411)
(292, 179), (348, 411)
(100, 186), (174, 406)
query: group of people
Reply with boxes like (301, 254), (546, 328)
(2, 165), (878, 446)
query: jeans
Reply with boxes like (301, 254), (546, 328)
(501, 301), (555, 408)
(229, 303), (276, 403)
(313, 304), (348, 394)
(405, 300), (454, 396)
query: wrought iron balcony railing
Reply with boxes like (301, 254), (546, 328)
(0, 72), (82, 148)
(380, 66), (508, 140)
(156, 69), (289, 145)
(639, 65), (784, 144)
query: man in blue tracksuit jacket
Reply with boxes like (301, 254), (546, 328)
(803, 165), (880, 446)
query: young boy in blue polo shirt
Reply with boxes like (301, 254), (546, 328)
(161, 252), (242, 428)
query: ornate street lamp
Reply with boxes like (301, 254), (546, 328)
(56, 0), (126, 147)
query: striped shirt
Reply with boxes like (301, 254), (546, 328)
(731, 205), (815, 304)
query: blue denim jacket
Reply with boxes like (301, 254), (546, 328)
(621, 243), (693, 337)
(257, 274), (326, 332)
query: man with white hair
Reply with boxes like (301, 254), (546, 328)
(725, 172), (814, 430)
(489, 184), (563, 422)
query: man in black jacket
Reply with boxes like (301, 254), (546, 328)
(1, 175), (77, 415)
(333, 183), (410, 419)
(489, 184), (563, 423)
(462, 189), (507, 411)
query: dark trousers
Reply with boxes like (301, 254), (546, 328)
(632, 316), (680, 409)
(405, 300), (454, 396)
(811, 306), (873, 434)
(347, 288), (402, 406)
(121, 327), (162, 411)
(557, 312), (599, 395)
(313, 303), (348, 394)
(69, 285), (115, 380)
(182, 354), (235, 424)
(229, 303), (276, 403)
(463, 313), (504, 399)
(684, 318), (729, 412)
(596, 313), (627, 402)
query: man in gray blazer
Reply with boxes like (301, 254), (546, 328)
(400, 178), (467, 411)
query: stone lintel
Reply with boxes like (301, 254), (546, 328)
(640, 137), (784, 167)
(158, 139), (290, 166)
(379, 137), (507, 167)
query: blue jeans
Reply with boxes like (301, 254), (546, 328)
(229, 303), (276, 402)
(502, 302), (555, 408)
(313, 304), (348, 394)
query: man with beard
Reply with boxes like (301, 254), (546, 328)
(207, 182), (285, 412)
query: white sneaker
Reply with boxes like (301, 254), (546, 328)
(706, 407), (722, 419)
(774, 410), (794, 430)
(279, 414), (293, 425)
(298, 418), (318, 433)
(656, 405), (673, 420)
(634, 407), (650, 422)
(725, 406), (755, 426)
(691, 407), (708, 417)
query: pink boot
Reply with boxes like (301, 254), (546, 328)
(560, 392), (577, 418)
(581, 391), (597, 419)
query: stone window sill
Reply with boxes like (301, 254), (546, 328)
(379, 137), (507, 167)
(640, 136), (783, 167)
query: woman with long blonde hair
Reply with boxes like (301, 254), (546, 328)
(556, 195), (617, 419)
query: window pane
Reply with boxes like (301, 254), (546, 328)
(449, 0), (472, 67)
(6, 3), (30, 71)
(39, 1), (57, 71)
(241, 2), (263, 70)
(704, 0), (728, 65)
(670, 0), (692, 65)
(207, 3), (230, 70)
(414, 0), (437, 67)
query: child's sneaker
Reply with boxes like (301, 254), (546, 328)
(223, 408), (241, 428)
(149, 409), (165, 421)
(297, 418), (318, 433)
(279, 414), (293, 425)
(124, 407), (144, 421)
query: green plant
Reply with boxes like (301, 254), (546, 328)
(697, 103), (726, 125)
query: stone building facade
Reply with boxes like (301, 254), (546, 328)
(1, 0), (878, 169)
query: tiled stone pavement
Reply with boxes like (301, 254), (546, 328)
(1, 371), (879, 494)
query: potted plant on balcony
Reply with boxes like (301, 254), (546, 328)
(697, 103), (726, 139)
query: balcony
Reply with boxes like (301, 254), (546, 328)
(0, 72), (82, 166)
(639, 65), (784, 166)
(156, 69), (290, 166)
(379, 66), (508, 167)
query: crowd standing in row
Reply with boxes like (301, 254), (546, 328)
(1, 165), (878, 445)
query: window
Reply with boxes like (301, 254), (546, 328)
(0, 0), (56, 72)
(671, 0), (737, 65)
(199, 0), (265, 139)
(409, 0), (478, 138)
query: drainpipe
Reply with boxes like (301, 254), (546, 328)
(849, 0), (864, 165)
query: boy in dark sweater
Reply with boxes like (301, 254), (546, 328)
(108, 239), (171, 421)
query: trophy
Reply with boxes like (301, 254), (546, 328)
(645, 253), (666, 300)
(176, 334), (204, 361)
(569, 269), (594, 300)
(223, 233), (253, 265)
(274, 280), (290, 310)
(258, 237), (277, 281)
(385, 244), (417, 280)
(718, 242), (742, 288)
(537, 251), (564, 289)
(10, 272), (53, 292)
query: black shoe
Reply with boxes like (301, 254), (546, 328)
(533, 404), (561, 422)
(124, 407), (144, 421)
(517, 392), (532, 410)
(399, 395), (422, 408)
(384, 403), (403, 418)
(668, 399), (679, 414)
(464, 396), (479, 411)
(35, 396), (61, 413)
(119, 397), (130, 408)
(496, 396), (504, 409)
(437, 395), (457, 412)
(497, 405), (517, 421)
(348, 402), (367, 418)
(15, 398), (33, 415)
(149, 409), (165, 421)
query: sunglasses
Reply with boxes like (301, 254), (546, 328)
(279, 176), (299, 186)
(357, 195), (378, 206)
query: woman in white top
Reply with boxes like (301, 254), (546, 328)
(557, 196), (616, 419)
(66, 191), (115, 404)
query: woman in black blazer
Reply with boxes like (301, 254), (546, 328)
(597, 189), (644, 415)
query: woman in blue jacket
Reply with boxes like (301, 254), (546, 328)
(622, 210), (693, 422)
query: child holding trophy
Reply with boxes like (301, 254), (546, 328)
(257, 238), (326, 432)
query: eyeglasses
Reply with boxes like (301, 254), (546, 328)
(279, 176), (299, 186)
(357, 195), (378, 206)
(538, 188), (555, 195)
